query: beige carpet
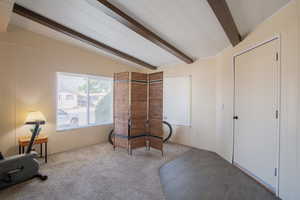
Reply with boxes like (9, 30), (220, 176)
(0, 143), (190, 200)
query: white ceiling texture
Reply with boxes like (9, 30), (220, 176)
(10, 0), (291, 68)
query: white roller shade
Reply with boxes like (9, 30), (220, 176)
(163, 76), (191, 126)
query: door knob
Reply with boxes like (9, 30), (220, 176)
(233, 116), (239, 120)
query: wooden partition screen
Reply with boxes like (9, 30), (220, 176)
(129, 72), (148, 152)
(148, 72), (164, 153)
(113, 72), (130, 149)
(113, 71), (163, 155)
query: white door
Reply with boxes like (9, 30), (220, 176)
(234, 39), (280, 193)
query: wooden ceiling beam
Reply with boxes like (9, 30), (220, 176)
(96, 0), (193, 64)
(207, 0), (241, 46)
(13, 4), (157, 70)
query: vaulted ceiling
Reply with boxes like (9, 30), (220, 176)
(10, 0), (291, 69)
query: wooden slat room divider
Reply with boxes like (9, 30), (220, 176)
(113, 72), (130, 149)
(129, 72), (148, 153)
(113, 71), (163, 155)
(148, 72), (164, 154)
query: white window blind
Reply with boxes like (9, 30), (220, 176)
(163, 76), (191, 126)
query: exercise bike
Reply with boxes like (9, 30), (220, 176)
(0, 120), (48, 190)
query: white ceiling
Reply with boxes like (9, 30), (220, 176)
(12, 0), (184, 67)
(10, 0), (291, 68)
(226, 0), (291, 37)
(10, 13), (144, 69)
(107, 0), (230, 60)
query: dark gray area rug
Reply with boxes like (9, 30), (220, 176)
(160, 149), (279, 200)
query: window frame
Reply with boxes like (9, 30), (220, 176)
(56, 72), (113, 132)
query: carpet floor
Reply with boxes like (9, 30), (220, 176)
(0, 143), (190, 200)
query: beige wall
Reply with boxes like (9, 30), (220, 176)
(0, 25), (141, 156)
(148, 59), (216, 152)
(149, 1), (299, 199)
(0, 0), (13, 32)
(215, 1), (299, 199)
(0, 1), (299, 199)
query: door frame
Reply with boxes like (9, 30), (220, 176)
(232, 35), (281, 196)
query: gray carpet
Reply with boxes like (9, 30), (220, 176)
(0, 143), (190, 200)
(160, 149), (279, 200)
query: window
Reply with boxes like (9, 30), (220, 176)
(66, 95), (74, 100)
(57, 72), (113, 131)
(163, 76), (191, 126)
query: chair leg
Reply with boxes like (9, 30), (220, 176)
(147, 140), (151, 151)
(45, 142), (47, 163)
(130, 146), (132, 155)
(113, 136), (116, 151)
(40, 143), (43, 158)
(128, 144), (132, 155)
(146, 140), (150, 151)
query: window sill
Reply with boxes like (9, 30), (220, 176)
(56, 123), (113, 132)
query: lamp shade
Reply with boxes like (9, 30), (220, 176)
(25, 111), (46, 124)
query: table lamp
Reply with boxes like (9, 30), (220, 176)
(24, 111), (46, 154)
